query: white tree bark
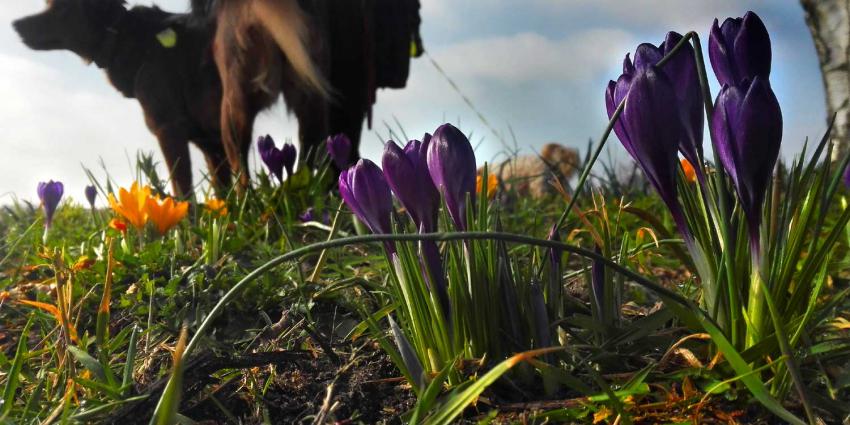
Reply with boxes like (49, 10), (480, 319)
(801, 0), (850, 160)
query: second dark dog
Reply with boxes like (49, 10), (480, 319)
(14, 0), (226, 197)
(202, 0), (423, 190)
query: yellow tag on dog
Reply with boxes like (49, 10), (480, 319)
(156, 28), (177, 48)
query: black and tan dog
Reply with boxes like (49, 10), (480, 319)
(200, 0), (423, 189)
(14, 0), (227, 197)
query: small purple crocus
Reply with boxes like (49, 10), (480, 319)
(427, 124), (477, 231)
(257, 135), (285, 183)
(84, 185), (97, 209)
(37, 180), (64, 229)
(607, 32), (704, 181)
(339, 159), (396, 254)
(712, 77), (782, 253)
(327, 134), (353, 170)
(382, 137), (440, 232)
(709, 11), (772, 87)
(299, 207), (316, 222)
(606, 66), (692, 241)
(281, 143), (297, 178)
(299, 207), (330, 224)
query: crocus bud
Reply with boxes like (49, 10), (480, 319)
(709, 11), (772, 87)
(257, 135), (284, 183)
(327, 134), (353, 170)
(281, 143), (297, 178)
(37, 180), (64, 229)
(382, 138), (440, 232)
(299, 207), (316, 222)
(608, 32), (704, 179)
(85, 185), (97, 209)
(427, 124), (477, 231)
(338, 159), (395, 253)
(712, 77), (782, 252)
(606, 66), (691, 240)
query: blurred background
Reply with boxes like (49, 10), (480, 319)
(0, 1), (831, 202)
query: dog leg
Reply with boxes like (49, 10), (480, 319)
(293, 94), (329, 167)
(215, 42), (255, 194)
(156, 132), (193, 199)
(200, 143), (232, 198)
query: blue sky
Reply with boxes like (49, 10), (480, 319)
(0, 0), (827, 203)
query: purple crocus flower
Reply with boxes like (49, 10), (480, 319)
(382, 137), (440, 232)
(338, 159), (396, 254)
(427, 124), (477, 231)
(281, 143), (297, 178)
(382, 136), (450, 318)
(299, 207), (316, 222)
(709, 11), (772, 87)
(327, 134), (353, 170)
(712, 77), (782, 253)
(605, 66), (692, 240)
(607, 32), (704, 179)
(257, 135), (285, 183)
(299, 207), (330, 224)
(84, 185), (97, 209)
(37, 180), (64, 229)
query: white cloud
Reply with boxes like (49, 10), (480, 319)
(531, 0), (744, 30)
(431, 29), (635, 84)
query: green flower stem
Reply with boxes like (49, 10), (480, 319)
(690, 32), (745, 347)
(745, 259), (765, 348)
(307, 202), (344, 282)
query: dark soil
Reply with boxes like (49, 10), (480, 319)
(183, 345), (415, 424)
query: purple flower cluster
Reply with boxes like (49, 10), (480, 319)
(710, 12), (782, 252)
(338, 123), (476, 318)
(257, 135), (297, 183)
(606, 11), (782, 252)
(338, 123), (477, 239)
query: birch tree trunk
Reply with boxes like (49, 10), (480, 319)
(800, 0), (850, 160)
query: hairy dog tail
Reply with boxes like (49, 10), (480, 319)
(251, 0), (330, 98)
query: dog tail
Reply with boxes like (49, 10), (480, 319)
(251, 0), (331, 98)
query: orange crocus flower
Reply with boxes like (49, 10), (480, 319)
(476, 173), (499, 199)
(108, 183), (151, 229)
(205, 198), (228, 217)
(145, 195), (189, 235)
(680, 159), (697, 183)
